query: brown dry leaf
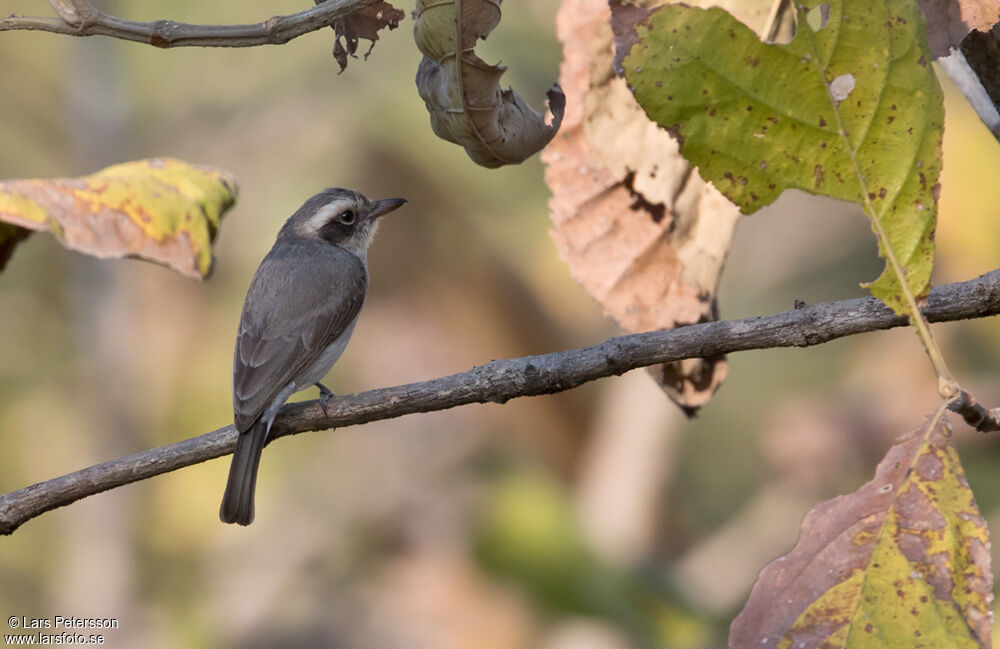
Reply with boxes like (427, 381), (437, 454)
(916, 0), (1000, 57)
(321, 0), (404, 72)
(730, 415), (993, 649)
(413, 0), (565, 168)
(543, 0), (796, 412)
(958, 25), (1000, 139)
(0, 158), (238, 279)
(0, 223), (32, 272)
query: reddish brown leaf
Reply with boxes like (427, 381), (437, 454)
(731, 416), (992, 648)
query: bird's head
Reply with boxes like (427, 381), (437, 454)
(280, 188), (407, 257)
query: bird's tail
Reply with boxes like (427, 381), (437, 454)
(220, 419), (268, 525)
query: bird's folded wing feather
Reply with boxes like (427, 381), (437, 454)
(233, 243), (367, 431)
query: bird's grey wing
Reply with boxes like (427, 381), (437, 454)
(233, 245), (366, 431)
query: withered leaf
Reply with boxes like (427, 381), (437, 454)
(730, 416), (992, 648)
(321, 0), (405, 72)
(544, 0), (760, 413)
(0, 158), (238, 279)
(0, 222), (32, 272)
(413, 0), (565, 168)
(915, 0), (1000, 57)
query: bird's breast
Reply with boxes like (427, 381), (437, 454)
(293, 314), (361, 389)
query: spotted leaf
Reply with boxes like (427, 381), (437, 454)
(0, 158), (238, 278)
(730, 417), (992, 648)
(612, 0), (943, 315)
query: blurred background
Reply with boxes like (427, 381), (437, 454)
(2, 1), (1000, 647)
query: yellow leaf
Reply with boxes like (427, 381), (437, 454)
(0, 158), (238, 278)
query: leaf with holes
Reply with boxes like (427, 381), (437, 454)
(612, 0), (943, 315)
(543, 0), (797, 413)
(730, 416), (992, 648)
(319, 0), (404, 72)
(0, 158), (238, 278)
(413, 0), (566, 168)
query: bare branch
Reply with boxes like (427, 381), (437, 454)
(2, 270), (1000, 534)
(1, 0), (380, 48)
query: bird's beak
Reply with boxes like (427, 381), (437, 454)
(368, 197), (408, 220)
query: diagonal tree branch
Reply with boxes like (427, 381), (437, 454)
(2, 270), (1000, 535)
(1, 0), (380, 48)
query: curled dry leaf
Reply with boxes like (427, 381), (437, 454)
(413, 0), (566, 168)
(320, 0), (405, 72)
(915, 0), (1000, 57)
(730, 416), (992, 649)
(0, 158), (238, 279)
(544, 0), (798, 412)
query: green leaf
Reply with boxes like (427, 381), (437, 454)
(0, 158), (238, 278)
(730, 416), (992, 648)
(612, 0), (943, 314)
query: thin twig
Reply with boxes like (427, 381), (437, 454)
(1, 0), (380, 48)
(947, 390), (1000, 432)
(2, 270), (1000, 534)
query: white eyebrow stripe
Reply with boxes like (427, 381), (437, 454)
(304, 198), (356, 234)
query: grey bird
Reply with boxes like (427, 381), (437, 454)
(220, 188), (407, 525)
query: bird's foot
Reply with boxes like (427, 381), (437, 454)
(316, 382), (335, 416)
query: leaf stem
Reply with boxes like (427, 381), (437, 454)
(802, 8), (959, 399)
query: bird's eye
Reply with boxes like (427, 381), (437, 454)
(339, 210), (356, 225)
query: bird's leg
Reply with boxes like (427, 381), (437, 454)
(316, 382), (335, 416)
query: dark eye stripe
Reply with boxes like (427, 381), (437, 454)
(319, 218), (352, 244)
